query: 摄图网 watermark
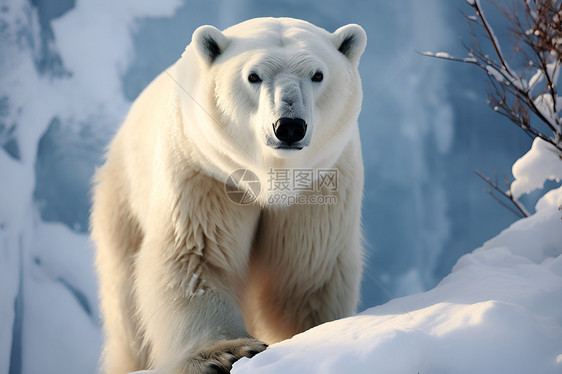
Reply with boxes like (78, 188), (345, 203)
(224, 168), (339, 206)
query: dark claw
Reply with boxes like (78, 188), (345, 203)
(206, 363), (229, 374)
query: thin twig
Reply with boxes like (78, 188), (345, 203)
(475, 169), (530, 217)
(469, 0), (519, 81)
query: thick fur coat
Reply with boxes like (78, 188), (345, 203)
(91, 17), (366, 373)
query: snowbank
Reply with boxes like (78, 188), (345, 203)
(511, 137), (562, 200)
(23, 221), (101, 373)
(231, 186), (562, 374)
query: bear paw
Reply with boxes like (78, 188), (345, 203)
(194, 338), (267, 374)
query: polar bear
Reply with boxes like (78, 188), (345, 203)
(91, 17), (366, 373)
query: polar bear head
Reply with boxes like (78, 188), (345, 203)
(177, 18), (366, 194)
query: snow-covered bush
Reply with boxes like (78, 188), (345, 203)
(425, 0), (562, 215)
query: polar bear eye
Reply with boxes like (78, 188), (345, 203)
(311, 72), (324, 82)
(248, 73), (262, 83)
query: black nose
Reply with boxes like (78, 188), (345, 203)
(273, 118), (307, 144)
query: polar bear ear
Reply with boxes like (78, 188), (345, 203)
(331, 24), (367, 66)
(191, 25), (230, 65)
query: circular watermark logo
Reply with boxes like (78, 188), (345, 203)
(225, 169), (261, 205)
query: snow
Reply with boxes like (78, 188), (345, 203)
(528, 60), (562, 128)
(421, 51), (477, 63)
(435, 51), (452, 59)
(229, 185), (562, 374)
(23, 221), (101, 373)
(50, 0), (182, 120)
(547, 61), (560, 90)
(511, 137), (562, 200)
(528, 68), (544, 91)
(534, 94), (557, 124)
(485, 65), (505, 83)
(2, 0), (561, 373)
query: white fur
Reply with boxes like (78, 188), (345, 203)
(91, 17), (366, 373)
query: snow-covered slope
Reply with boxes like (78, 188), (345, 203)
(232, 183), (562, 374)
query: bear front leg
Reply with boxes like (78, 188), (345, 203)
(134, 192), (264, 373)
(134, 269), (266, 373)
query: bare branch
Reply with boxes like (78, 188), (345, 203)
(425, 0), (562, 217)
(486, 187), (528, 218)
(468, 0), (521, 81)
(420, 51), (478, 65)
(475, 169), (530, 217)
